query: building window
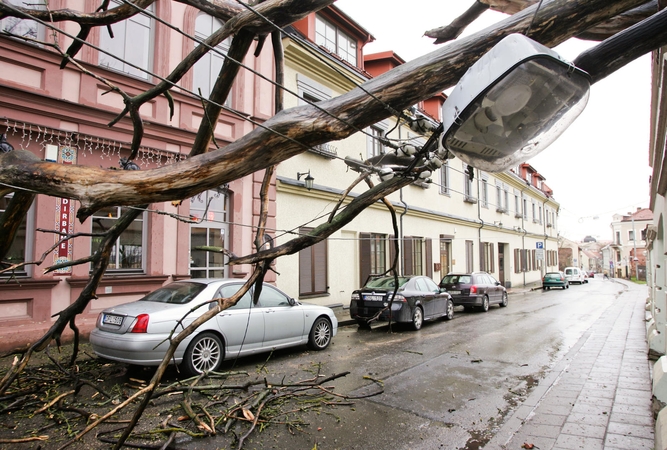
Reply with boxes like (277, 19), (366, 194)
(299, 228), (328, 296)
(1, 0), (45, 41)
(523, 198), (528, 220)
(189, 188), (229, 278)
(315, 15), (357, 66)
(628, 230), (635, 241)
(440, 161), (450, 195)
(481, 177), (489, 208)
(480, 242), (495, 273)
(0, 195), (30, 276)
(193, 13), (232, 102)
(99, 1), (153, 79)
(514, 192), (521, 217)
(91, 206), (146, 272)
(370, 233), (387, 275)
(403, 237), (428, 276)
(615, 231), (621, 245)
(464, 164), (475, 202)
(496, 184), (502, 211)
(538, 206), (543, 224)
(367, 126), (385, 158)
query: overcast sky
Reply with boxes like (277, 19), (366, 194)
(335, 0), (652, 242)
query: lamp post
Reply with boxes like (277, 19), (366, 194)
(440, 34), (590, 173)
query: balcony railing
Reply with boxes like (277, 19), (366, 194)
(307, 143), (338, 159)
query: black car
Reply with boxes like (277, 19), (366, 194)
(439, 272), (508, 312)
(349, 275), (454, 330)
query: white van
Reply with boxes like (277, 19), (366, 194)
(564, 267), (587, 284)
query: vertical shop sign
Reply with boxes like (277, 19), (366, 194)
(53, 145), (77, 274)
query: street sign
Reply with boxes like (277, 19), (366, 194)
(536, 242), (544, 249)
(536, 249), (544, 260)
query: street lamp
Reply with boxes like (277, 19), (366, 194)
(440, 34), (591, 172)
(297, 170), (314, 190)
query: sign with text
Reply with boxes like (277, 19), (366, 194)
(53, 145), (77, 275)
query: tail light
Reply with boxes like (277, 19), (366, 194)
(131, 314), (149, 333)
(470, 285), (478, 294)
(389, 294), (407, 303)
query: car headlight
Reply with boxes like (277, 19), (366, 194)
(351, 292), (360, 301)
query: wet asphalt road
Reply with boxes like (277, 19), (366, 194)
(184, 277), (625, 450)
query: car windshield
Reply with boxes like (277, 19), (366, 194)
(139, 282), (208, 304)
(441, 275), (472, 284)
(364, 276), (410, 289)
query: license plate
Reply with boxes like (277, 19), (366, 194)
(363, 295), (384, 301)
(448, 290), (461, 295)
(102, 314), (123, 326)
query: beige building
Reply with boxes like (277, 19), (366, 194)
(273, 6), (562, 310)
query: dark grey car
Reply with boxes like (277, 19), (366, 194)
(349, 275), (454, 330)
(439, 271), (508, 312)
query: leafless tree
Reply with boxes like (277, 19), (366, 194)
(0, 0), (666, 447)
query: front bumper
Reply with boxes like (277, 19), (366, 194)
(349, 301), (411, 323)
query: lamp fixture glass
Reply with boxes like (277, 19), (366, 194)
(297, 170), (314, 190)
(441, 34), (591, 172)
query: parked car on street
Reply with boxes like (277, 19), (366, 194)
(439, 272), (508, 312)
(564, 267), (587, 284)
(542, 271), (569, 290)
(90, 279), (337, 375)
(349, 275), (453, 330)
(587, 270), (596, 278)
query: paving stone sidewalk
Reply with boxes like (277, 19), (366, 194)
(485, 280), (654, 449)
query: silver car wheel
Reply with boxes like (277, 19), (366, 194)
(411, 307), (423, 331)
(445, 299), (454, 320)
(500, 292), (508, 307)
(185, 332), (223, 375)
(481, 296), (489, 312)
(308, 317), (332, 350)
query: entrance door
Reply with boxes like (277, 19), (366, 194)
(440, 239), (451, 277)
(498, 244), (505, 286)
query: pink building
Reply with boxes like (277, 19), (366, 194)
(0, 1), (275, 351)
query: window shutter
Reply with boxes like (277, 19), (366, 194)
(425, 238), (433, 278)
(313, 240), (328, 293)
(359, 233), (371, 286)
(514, 249), (520, 273)
(299, 246), (312, 295)
(490, 243), (495, 273)
(479, 243), (485, 272)
(403, 237), (413, 276)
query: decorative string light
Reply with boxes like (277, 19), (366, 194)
(1, 119), (186, 167)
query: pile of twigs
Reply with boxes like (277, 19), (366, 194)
(0, 349), (383, 449)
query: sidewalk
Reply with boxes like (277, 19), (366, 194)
(485, 279), (654, 449)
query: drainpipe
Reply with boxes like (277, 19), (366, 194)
(520, 186), (527, 287)
(542, 197), (549, 279)
(477, 172), (484, 271)
(400, 188), (408, 276)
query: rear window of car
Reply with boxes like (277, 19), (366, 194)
(565, 269), (573, 275)
(441, 275), (471, 284)
(139, 282), (207, 304)
(365, 277), (410, 289)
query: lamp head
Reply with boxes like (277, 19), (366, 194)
(441, 34), (591, 172)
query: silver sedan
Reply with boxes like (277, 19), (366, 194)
(90, 279), (337, 375)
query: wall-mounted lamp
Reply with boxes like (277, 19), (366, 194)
(297, 170), (314, 191)
(494, 221), (503, 228)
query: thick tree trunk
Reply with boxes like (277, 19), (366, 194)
(0, 0), (651, 223)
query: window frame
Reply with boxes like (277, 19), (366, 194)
(315, 14), (357, 66)
(193, 13), (232, 104)
(298, 227), (328, 297)
(440, 161), (450, 196)
(98, 1), (154, 80)
(91, 206), (147, 273)
(189, 188), (230, 279)
(0, 193), (34, 278)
